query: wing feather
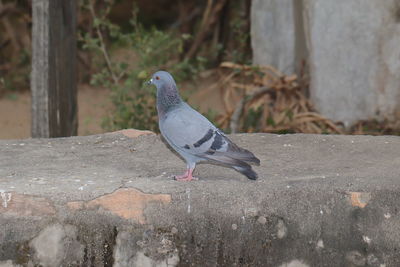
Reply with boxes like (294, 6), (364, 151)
(160, 103), (260, 167)
(160, 103), (217, 154)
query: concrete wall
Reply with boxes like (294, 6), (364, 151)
(251, 0), (400, 126)
(0, 130), (400, 266)
(251, 0), (297, 74)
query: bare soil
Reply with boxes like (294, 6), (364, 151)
(0, 85), (112, 139)
(0, 76), (224, 140)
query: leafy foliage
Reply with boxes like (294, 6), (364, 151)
(80, 1), (206, 132)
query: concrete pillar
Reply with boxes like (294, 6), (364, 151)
(251, 0), (400, 126)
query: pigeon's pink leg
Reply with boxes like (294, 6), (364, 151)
(174, 169), (189, 179)
(174, 168), (197, 181)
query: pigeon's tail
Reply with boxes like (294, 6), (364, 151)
(204, 153), (258, 180)
(233, 165), (258, 180)
(228, 148), (260, 166)
(224, 137), (260, 166)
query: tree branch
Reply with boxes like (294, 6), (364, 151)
(230, 86), (273, 133)
(87, 0), (119, 85)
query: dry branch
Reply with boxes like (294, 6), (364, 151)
(215, 62), (343, 134)
(87, 0), (119, 85)
(185, 0), (228, 60)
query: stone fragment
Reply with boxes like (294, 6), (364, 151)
(349, 192), (371, 208)
(30, 224), (84, 267)
(67, 188), (171, 223)
(113, 129), (155, 139)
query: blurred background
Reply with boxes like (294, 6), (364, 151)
(1, 0), (400, 139)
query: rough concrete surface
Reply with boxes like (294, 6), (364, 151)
(251, 0), (400, 126)
(251, 0), (301, 74)
(0, 130), (400, 266)
(305, 0), (400, 126)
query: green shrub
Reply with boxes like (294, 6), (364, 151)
(80, 2), (206, 132)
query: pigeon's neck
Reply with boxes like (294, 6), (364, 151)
(156, 83), (182, 116)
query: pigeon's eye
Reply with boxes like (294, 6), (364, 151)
(155, 76), (160, 80)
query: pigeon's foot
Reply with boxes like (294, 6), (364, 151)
(174, 169), (198, 181)
(174, 176), (198, 181)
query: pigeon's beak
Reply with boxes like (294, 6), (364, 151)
(145, 78), (153, 85)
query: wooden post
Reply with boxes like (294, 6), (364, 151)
(31, 0), (77, 138)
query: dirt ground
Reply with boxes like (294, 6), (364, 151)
(0, 77), (224, 140)
(0, 86), (112, 139)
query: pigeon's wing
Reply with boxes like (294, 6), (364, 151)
(161, 104), (260, 165)
(160, 104), (219, 155)
(200, 131), (260, 180)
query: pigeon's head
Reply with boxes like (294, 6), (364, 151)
(147, 71), (177, 90)
(148, 70), (182, 111)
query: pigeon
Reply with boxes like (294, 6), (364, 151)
(147, 70), (260, 181)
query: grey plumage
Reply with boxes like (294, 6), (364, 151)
(149, 70), (260, 180)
